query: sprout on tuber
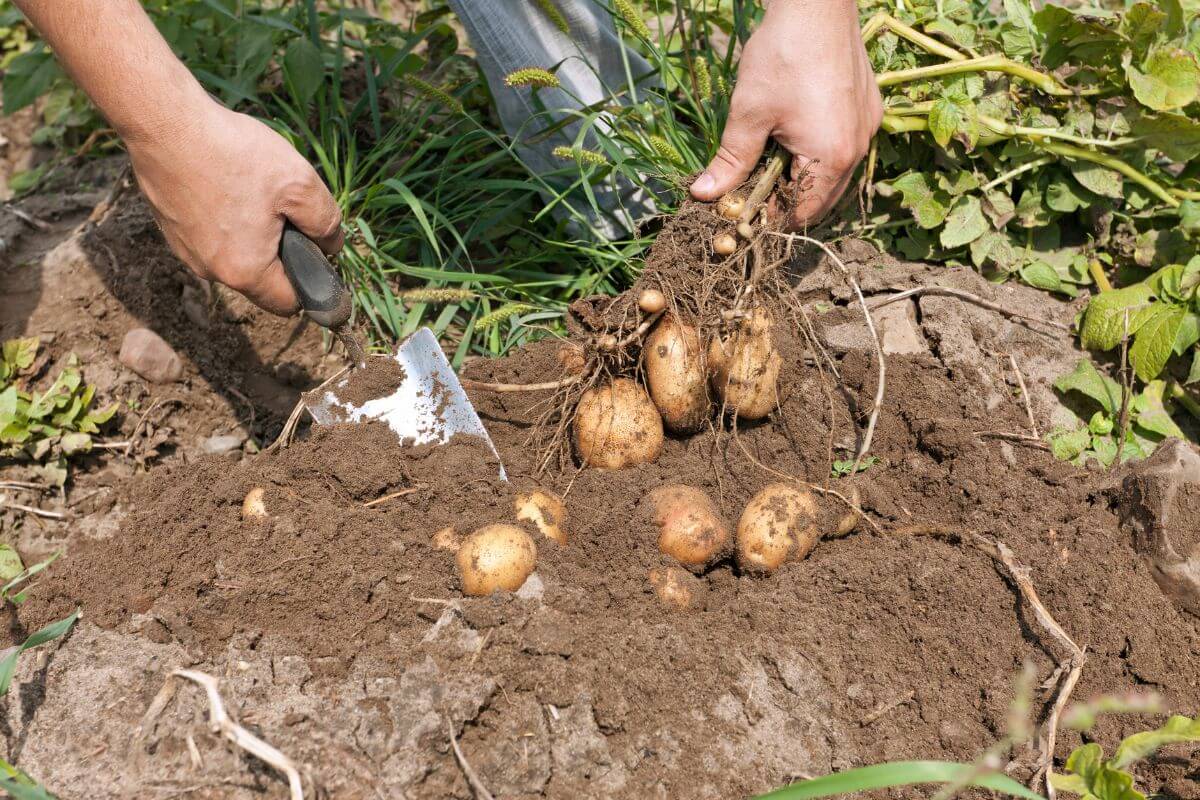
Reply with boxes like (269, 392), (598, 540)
(712, 233), (737, 256)
(574, 378), (664, 469)
(647, 484), (730, 571)
(456, 524), (537, 596)
(708, 307), (782, 420)
(644, 314), (711, 433)
(736, 483), (819, 573)
(514, 489), (568, 544)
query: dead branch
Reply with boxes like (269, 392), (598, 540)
(448, 719), (495, 800)
(363, 487), (423, 508)
(0, 497), (64, 520)
(171, 669), (305, 800)
(1007, 354), (1039, 439)
(267, 365), (350, 451)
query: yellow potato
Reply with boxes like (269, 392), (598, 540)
(456, 524), (537, 596)
(638, 288), (667, 314)
(514, 489), (568, 544)
(647, 484), (730, 571)
(649, 567), (702, 610)
(644, 315), (711, 433)
(241, 487), (268, 521)
(717, 194), (745, 220)
(713, 233), (737, 255)
(574, 378), (664, 469)
(736, 483), (819, 573)
(708, 308), (782, 420)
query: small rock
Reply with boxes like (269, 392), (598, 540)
(823, 300), (928, 356)
(200, 431), (247, 455)
(118, 328), (183, 383)
(517, 571), (545, 601)
(180, 285), (209, 329)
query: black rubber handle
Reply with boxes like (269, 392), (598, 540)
(279, 224), (352, 329)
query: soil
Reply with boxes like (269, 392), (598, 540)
(5, 167), (1200, 799)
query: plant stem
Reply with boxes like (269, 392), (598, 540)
(876, 53), (1080, 96)
(1171, 188), (1200, 201)
(880, 114), (930, 134)
(1169, 381), (1200, 422)
(1034, 141), (1180, 208)
(737, 148), (789, 233)
(861, 13), (967, 62)
(979, 156), (1054, 191)
(978, 114), (1135, 149)
(1087, 258), (1113, 293)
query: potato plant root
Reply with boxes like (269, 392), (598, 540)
(19, 334), (1200, 798)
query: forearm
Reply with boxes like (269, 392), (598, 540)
(12, 0), (210, 145)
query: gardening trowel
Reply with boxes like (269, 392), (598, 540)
(278, 225), (506, 480)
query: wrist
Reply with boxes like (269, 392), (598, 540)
(115, 66), (215, 152)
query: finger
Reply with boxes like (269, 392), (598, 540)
(239, 255), (300, 317)
(280, 170), (344, 256)
(786, 152), (856, 229)
(690, 110), (770, 201)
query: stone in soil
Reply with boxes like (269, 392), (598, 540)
(118, 327), (183, 383)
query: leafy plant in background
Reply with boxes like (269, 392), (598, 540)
(1051, 713), (1200, 799)
(0, 337), (115, 486)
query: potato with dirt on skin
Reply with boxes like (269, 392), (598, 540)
(647, 484), (730, 571)
(514, 489), (568, 544)
(736, 483), (819, 573)
(431, 526), (461, 552)
(708, 307), (783, 421)
(574, 378), (664, 469)
(644, 314), (711, 433)
(456, 524), (537, 596)
(649, 566), (704, 610)
(241, 487), (269, 520)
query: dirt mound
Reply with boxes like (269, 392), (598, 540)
(20, 318), (1200, 797)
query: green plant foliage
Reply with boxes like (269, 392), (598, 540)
(754, 760), (1045, 799)
(0, 338), (116, 485)
(831, 455), (881, 477)
(1051, 715), (1200, 799)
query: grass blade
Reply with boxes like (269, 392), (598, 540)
(0, 609), (80, 695)
(754, 761), (1046, 800)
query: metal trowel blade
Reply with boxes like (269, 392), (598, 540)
(303, 327), (507, 481)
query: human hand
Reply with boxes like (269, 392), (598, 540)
(689, 0), (883, 228)
(126, 98), (344, 315)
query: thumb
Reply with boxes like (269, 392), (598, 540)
(690, 116), (768, 201)
(279, 170), (345, 256)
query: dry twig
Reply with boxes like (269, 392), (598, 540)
(171, 669), (305, 800)
(448, 719), (495, 800)
(869, 286), (1070, 333)
(460, 376), (580, 393)
(0, 497), (64, 520)
(363, 487), (423, 508)
(1007, 353), (1039, 439)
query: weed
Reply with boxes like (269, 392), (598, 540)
(831, 455), (881, 477)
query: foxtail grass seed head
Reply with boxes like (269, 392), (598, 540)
(715, 72), (729, 96)
(612, 0), (651, 39)
(648, 135), (683, 165)
(402, 74), (464, 113)
(504, 67), (561, 89)
(694, 58), (712, 99)
(398, 288), (477, 304)
(552, 145), (608, 167)
(477, 303), (535, 330)
(534, 0), (570, 34)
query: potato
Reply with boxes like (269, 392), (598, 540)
(241, 487), (268, 520)
(648, 484), (730, 571)
(649, 567), (702, 610)
(713, 233), (737, 255)
(644, 315), (711, 433)
(717, 194), (745, 220)
(830, 485), (862, 538)
(638, 288), (667, 314)
(574, 378), (664, 469)
(431, 526), (461, 552)
(708, 308), (782, 420)
(514, 489), (568, 544)
(736, 483), (819, 573)
(456, 524), (537, 596)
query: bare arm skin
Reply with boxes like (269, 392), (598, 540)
(690, 0), (883, 228)
(13, 0), (343, 315)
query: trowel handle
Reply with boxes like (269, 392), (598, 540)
(279, 223), (352, 330)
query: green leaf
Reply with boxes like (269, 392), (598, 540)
(1, 337), (38, 375)
(1112, 715), (1200, 769)
(1081, 284), (1156, 351)
(1122, 3), (1168, 58)
(0, 610), (79, 696)
(1131, 112), (1200, 161)
(2, 49), (61, 115)
(928, 94), (979, 150)
(1047, 771), (1090, 795)
(940, 195), (989, 249)
(1130, 304), (1185, 381)
(1188, 350), (1200, 384)
(282, 37), (324, 105)
(1021, 261), (1073, 296)
(1048, 427), (1092, 462)
(0, 546), (24, 585)
(1089, 410), (1114, 435)
(1069, 161), (1124, 199)
(1046, 175), (1092, 213)
(753, 761), (1045, 800)
(1054, 359), (1122, 416)
(1127, 47), (1200, 111)
(1134, 380), (1186, 439)
(892, 173), (952, 229)
(1181, 200), (1200, 237)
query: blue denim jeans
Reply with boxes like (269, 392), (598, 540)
(446, 0), (659, 238)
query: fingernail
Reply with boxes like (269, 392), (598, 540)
(692, 172), (716, 195)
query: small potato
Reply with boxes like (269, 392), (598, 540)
(514, 489), (568, 544)
(648, 484), (730, 571)
(457, 524), (537, 596)
(831, 485), (863, 538)
(644, 315), (711, 433)
(556, 342), (587, 375)
(574, 378), (664, 469)
(708, 308), (782, 420)
(242, 487), (268, 520)
(736, 483), (819, 573)
(717, 194), (745, 220)
(713, 233), (737, 256)
(638, 288), (667, 314)
(431, 526), (461, 552)
(649, 567), (703, 610)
